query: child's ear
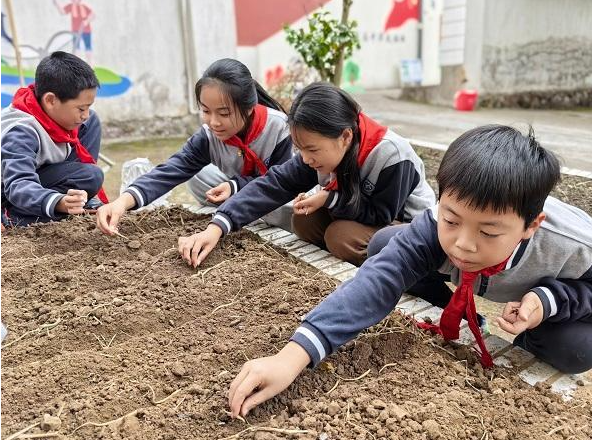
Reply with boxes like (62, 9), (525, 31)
(341, 127), (353, 148)
(522, 212), (546, 239)
(41, 92), (58, 109)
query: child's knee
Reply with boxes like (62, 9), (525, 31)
(368, 225), (407, 257)
(324, 221), (361, 265)
(79, 164), (104, 196)
(516, 323), (592, 374)
(292, 214), (317, 242)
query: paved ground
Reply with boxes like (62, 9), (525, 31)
(354, 90), (592, 173)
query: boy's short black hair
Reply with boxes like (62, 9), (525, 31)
(436, 125), (561, 227)
(34, 51), (99, 102)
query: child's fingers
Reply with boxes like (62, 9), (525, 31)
(65, 195), (87, 210)
(294, 193), (307, 203)
(178, 237), (192, 265)
(294, 200), (310, 210)
(293, 205), (306, 215)
(495, 316), (526, 335)
(108, 211), (122, 233)
(190, 243), (203, 267)
(228, 366), (250, 409)
(229, 372), (261, 418)
(96, 208), (111, 234)
(68, 207), (85, 215)
(500, 301), (521, 322)
(241, 387), (277, 418)
(195, 242), (215, 267)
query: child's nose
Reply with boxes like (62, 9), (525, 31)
(301, 153), (313, 165)
(455, 231), (477, 252)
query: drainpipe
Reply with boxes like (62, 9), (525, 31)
(179, 0), (199, 114)
(417, 0), (423, 61)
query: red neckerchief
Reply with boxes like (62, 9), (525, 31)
(418, 257), (510, 368)
(11, 85), (109, 204)
(225, 104), (269, 176)
(324, 112), (387, 191)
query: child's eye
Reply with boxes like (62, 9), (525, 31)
(219, 113), (230, 118)
(481, 231), (500, 238)
(443, 218), (457, 226)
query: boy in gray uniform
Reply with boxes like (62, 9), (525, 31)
(227, 125), (592, 418)
(1, 51), (105, 226)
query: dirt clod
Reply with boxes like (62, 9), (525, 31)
(40, 413), (61, 431)
(127, 240), (142, 250)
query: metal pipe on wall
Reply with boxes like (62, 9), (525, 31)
(179, 0), (199, 114)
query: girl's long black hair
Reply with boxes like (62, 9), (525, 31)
(289, 82), (362, 212)
(194, 58), (285, 135)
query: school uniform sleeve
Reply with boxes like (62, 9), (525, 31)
(290, 209), (448, 367)
(1, 125), (64, 218)
(326, 160), (420, 225)
(125, 130), (211, 209)
(531, 265), (592, 323)
(226, 136), (293, 196)
(211, 154), (317, 235)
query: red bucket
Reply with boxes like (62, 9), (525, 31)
(454, 89), (478, 111)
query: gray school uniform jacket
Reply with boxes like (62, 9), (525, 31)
(210, 129), (435, 235)
(125, 107), (291, 209)
(1, 106), (74, 218)
(290, 197), (592, 366)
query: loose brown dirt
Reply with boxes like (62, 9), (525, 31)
(1, 208), (591, 440)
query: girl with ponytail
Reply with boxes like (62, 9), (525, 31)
(181, 82), (435, 267)
(97, 58), (292, 234)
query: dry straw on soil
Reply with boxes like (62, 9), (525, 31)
(1, 208), (591, 439)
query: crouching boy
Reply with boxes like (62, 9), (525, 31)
(227, 125), (592, 418)
(1, 51), (107, 227)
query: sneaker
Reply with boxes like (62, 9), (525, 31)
(84, 197), (104, 212)
(477, 313), (490, 336)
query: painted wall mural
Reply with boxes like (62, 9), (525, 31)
(235, 0), (423, 90)
(1, 1), (131, 109)
(384, 0), (419, 31)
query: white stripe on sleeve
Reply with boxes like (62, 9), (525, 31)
(127, 187), (145, 208)
(295, 327), (326, 360)
(538, 286), (558, 317)
(45, 193), (62, 218)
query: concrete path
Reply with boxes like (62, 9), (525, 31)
(354, 90), (592, 173)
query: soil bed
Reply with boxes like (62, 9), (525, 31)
(1, 208), (591, 440)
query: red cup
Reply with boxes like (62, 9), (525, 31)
(454, 89), (478, 111)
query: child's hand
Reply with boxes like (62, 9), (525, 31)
(56, 189), (88, 215)
(228, 342), (310, 418)
(292, 193), (308, 213)
(496, 291), (544, 335)
(178, 223), (223, 267)
(96, 193), (135, 235)
(293, 192), (307, 203)
(293, 190), (329, 216)
(206, 182), (232, 204)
